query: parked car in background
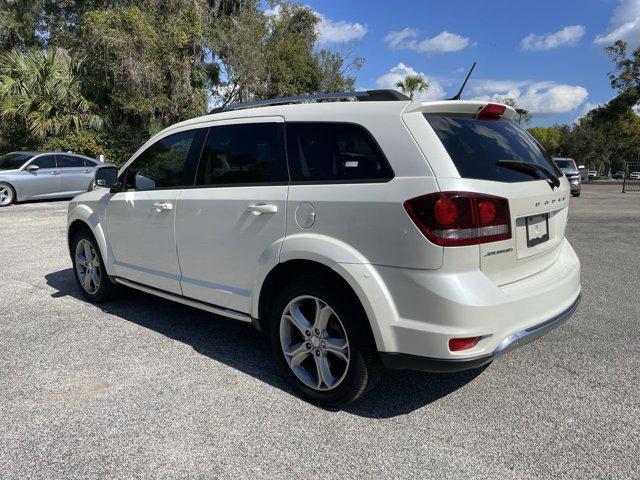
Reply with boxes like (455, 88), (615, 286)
(577, 165), (589, 182)
(67, 92), (580, 406)
(553, 157), (581, 197)
(629, 172), (640, 180)
(588, 170), (598, 178)
(0, 151), (107, 207)
(613, 171), (626, 179)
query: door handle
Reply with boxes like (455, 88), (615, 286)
(153, 202), (174, 212)
(51, 171), (60, 175)
(247, 204), (278, 215)
(83, 170), (91, 173)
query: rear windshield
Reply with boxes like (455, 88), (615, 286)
(553, 159), (576, 170)
(425, 114), (561, 182)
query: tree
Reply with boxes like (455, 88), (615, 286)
(528, 126), (563, 154)
(605, 39), (640, 98)
(212, 4), (269, 106)
(211, 2), (362, 106)
(394, 74), (429, 99)
(0, 48), (103, 141)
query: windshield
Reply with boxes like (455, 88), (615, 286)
(424, 114), (562, 183)
(0, 152), (33, 170)
(553, 159), (576, 170)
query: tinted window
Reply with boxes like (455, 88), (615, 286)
(0, 153), (33, 170)
(31, 155), (57, 169)
(286, 123), (393, 182)
(125, 130), (197, 189)
(59, 155), (85, 168)
(83, 159), (97, 167)
(554, 159), (575, 170)
(196, 123), (287, 185)
(425, 114), (561, 183)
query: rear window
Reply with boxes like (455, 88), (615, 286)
(196, 123), (288, 186)
(553, 159), (575, 170)
(286, 122), (393, 183)
(425, 114), (561, 182)
(59, 155), (85, 168)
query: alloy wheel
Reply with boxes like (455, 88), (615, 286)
(75, 239), (102, 294)
(0, 185), (13, 206)
(280, 295), (350, 391)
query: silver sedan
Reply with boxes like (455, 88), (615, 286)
(0, 152), (109, 207)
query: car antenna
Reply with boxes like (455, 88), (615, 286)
(448, 62), (476, 100)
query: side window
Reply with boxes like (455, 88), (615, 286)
(196, 123), (288, 186)
(59, 155), (85, 168)
(125, 130), (197, 190)
(83, 159), (97, 167)
(286, 123), (393, 182)
(30, 155), (57, 169)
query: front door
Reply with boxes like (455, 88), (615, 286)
(20, 154), (61, 199)
(105, 129), (202, 294)
(176, 118), (288, 313)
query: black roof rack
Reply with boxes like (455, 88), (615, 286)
(210, 89), (410, 114)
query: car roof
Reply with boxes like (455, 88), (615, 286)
(150, 98), (517, 144)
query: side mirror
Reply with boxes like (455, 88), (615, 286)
(95, 165), (119, 189)
(26, 164), (40, 172)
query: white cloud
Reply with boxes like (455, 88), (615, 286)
(316, 13), (367, 44)
(470, 80), (589, 114)
(595, 0), (640, 47)
(384, 28), (420, 49)
(384, 28), (470, 54)
(521, 25), (585, 50)
(375, 63), (445, 100)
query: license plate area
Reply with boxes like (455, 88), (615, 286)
(526, 213), (549, 247)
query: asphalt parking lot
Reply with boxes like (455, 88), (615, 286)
(1, 184), (638, 479)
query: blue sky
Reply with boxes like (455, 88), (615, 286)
(284, 0), (640, 126)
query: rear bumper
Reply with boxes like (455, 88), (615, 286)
(339, 237), (581, 362)
(380, 294), (580, 372)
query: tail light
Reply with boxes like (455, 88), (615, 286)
(403, 192), (511, 246)
(477, 103), (506, 120)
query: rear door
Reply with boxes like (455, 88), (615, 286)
(19, 154), (62, 199)
(58, 155), (93, 194)
(175, 117), (288, 313)
(105, 129), (204, 294)
(410, 109), (570, 285)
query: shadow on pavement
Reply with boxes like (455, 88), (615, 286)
(45, 268), (486, 419)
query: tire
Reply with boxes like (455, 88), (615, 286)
(572, 192), (580, 197)
(71, 229), (120, 302)
(270, 274), (383, 407)
(0, 182), (15, 207)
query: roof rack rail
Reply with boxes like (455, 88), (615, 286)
(210, 89), (410, 114)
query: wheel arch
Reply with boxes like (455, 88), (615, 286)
(255, 257), (392, 352)
(67, 204), (115, 276)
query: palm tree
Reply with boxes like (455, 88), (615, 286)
(0, 47), (103, 141)
(395, 74), (430, 100)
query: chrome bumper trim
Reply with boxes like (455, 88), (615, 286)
(494, 293), (581, 357)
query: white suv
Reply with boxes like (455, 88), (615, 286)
(67, 90), (581, 406)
